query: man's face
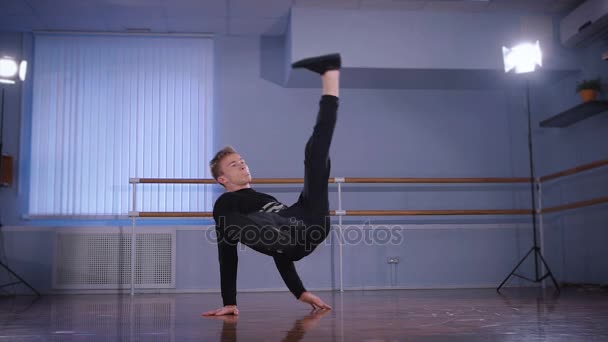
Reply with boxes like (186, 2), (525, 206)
(218, 153), (251, 187)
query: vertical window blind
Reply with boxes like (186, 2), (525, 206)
(29, 34), (213, 216)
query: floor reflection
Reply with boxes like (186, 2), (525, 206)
(209, 308), (331, 342)
(0, 289), (606, 341)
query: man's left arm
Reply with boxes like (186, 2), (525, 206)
(274, 256), (306, 299)
(273, 257), (332, 310)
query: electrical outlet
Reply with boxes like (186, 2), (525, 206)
(387, 256), (399, 264)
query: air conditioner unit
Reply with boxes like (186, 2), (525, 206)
(560, 0), (608, 48)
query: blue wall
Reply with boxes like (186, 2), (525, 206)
(1, 8), (606, 296)
(534, 40), (608, 286)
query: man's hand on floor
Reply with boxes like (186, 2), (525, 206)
(299, 291), (332, 310)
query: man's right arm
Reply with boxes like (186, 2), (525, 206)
(204, 198), (241, 316)
(214, 196), (239, 307)
(217, 220), (238, 306)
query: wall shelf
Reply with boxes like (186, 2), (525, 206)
(540, 100), (608, 127)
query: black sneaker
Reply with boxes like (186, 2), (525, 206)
(291, 53), (341, 75)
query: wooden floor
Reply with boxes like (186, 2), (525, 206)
(1, 288), (607, 341)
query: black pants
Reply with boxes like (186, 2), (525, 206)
(224, 95), (338, 261)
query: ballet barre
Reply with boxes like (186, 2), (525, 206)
(127, 159), (608, 294)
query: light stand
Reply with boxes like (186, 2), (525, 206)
(0, 56), (40, 296)
(496, 78), (559, 292)
(496, 41), (559, 293)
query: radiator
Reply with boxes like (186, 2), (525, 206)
(53, 228), (176, 289)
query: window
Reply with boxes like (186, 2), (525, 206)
(28, 34), (213, 216)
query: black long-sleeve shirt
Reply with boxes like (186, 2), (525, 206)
(212, 188), (306, 306)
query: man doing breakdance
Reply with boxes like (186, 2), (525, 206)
(204, 53), (342, 316)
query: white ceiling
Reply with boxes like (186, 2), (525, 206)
(0, 0), (585, 36)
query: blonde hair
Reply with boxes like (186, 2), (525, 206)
(209, 146), (237, 181)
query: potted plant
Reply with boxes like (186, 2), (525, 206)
(576, 78), (602, 103)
